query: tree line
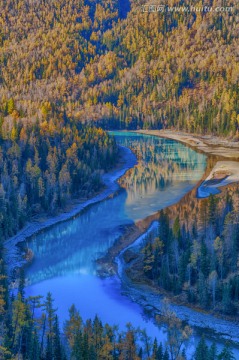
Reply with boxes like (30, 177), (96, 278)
(140, 185), (239, 316)
(0, 118), (118, 239)
(0, 248), (235, 359)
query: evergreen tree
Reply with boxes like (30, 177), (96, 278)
(194, 337), (208, 360)
(45, 334), (53, 360)
(163, 349), (170, 360)
(53, 315), (63, 360)
(18, 268), (25, 300)
(208, 343), (217, 360)
(156, 343), (164, 360)
(28, 329), (41, 360)
(217, 345), (235, 360)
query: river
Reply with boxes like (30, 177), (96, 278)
(22, 131), (236, 355)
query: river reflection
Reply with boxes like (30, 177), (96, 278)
(113, 132), (206, 220)
(25, 132), (206, 336)
(25, 191), (132, 284)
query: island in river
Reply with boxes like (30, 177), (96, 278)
(7, 131), (239, 357)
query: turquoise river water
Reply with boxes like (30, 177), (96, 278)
(24, 132), (213, 354)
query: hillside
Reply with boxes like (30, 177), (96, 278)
(0, 0), (238, 136)
(84, 0), (239, 135)
(136, 182), (239, 316)
(0, 0), (120, 126)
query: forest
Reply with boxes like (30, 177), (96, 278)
(137, 184), (239, 316)
(0, 0), (123, 237)
(0, 249), (235, 359)
(0, 119), (117, 239)
(0, 0), (238, 136)
(0, 0), (238, 359)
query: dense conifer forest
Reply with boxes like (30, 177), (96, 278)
(134, 185), (239, 316)
(0, 120), (117, 239)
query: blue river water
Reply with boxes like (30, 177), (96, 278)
(25, 132), (207, 353)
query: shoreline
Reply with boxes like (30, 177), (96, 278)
(113, 179), (239, 325)
(98, 131), (239, 343)
(98, 182), (239, 342)
(5, 145), (137, 275)
(7, 130), (239, 344)
(197, 160), (239, 198)
(136, 129), (239, 196)
(135, 129), (239, 159)
(97, 160), (212, 276)
(116, 222), (239, 345)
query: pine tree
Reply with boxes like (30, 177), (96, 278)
(173, 216), (181, 243)
(18, 268), (25, 300)
(198, 272), (208, 308)
(64, 304), (82, 350)
(28, 329), (40, 360)
(208, 343), (217, 360)
(43, 292), (57, 358)
(194, 337), (208, 360)
(217, 344), (235, 360)
(222, 284), (234, 315)
(11, 293), (29, 356)
(208, 195), (217, 226)
(72, 331), (84, 360)
(159, 210), (170, 251)
(53, 315), (63, 360)
(156, 343), (164, 360)
(45, 334), (53, 360)
(163, 349), (170, 360)
(152, 338), (158, 359)
(0, 245), (8, 317)
(93, 315), (103, 357)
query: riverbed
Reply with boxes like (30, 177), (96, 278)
(9, 131), (238, 355)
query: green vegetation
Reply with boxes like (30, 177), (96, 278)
(0, 0), (123, 237)
(0, 0), (238, 136)
(0, 250), (235, 359)
(0, 120), (117, 239)
(0, 0), (238, 357)
(140, 187), (239, 315)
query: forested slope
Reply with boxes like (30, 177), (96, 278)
(0, 2), (238, 358)
(0, 0), (121, 237)
(131, 183), (239, 316)
(85, 0), (239, 134)
(0, 0), (120, 123)
(0, 121), (117, 239)
(0, 0), (238, 136)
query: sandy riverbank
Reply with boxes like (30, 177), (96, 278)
(198, 161), (239, 198)
(136, 130), (239, 159)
